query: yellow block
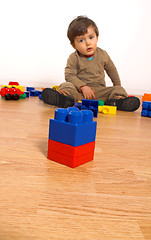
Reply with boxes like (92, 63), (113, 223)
(2, 84), (24, 91)
(52, 85), (59, 91)
(98, 105), (117, 114)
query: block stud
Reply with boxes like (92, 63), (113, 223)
(54, 108), (69, 122)
(81, 110), (93, 123)
(67, 107), (80, 112)
(68, 111), (83, 124)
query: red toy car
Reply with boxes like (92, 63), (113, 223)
(0, 87), (23, 100)
(0, 82), (26, 100)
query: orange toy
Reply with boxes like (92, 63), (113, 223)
(142, 93), (151, 102)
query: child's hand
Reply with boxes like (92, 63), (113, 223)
(80, 86), (95, 99)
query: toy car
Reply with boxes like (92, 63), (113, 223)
(0, 82), (26, 100)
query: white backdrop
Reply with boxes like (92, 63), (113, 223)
(0, 0), (151, 95)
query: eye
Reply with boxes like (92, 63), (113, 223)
(79, 39), (84, 42)
(89, 36), (94, 39)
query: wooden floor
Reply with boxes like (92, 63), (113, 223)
(0, 96), (151, 240)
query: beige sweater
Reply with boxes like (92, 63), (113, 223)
(65, 47), (121, 90)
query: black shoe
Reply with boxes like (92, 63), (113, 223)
(106, 96), (140, 112)
(41, 88), (75, 108)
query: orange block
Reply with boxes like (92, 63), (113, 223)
(142, 93), (151, 102)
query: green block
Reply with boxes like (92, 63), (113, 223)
(20, 93), (26, 99)
(98, 100), (104, 106)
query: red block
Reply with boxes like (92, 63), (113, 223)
(8, 81), (19, 85)
(48, 139), (95, 157)
(47, 150), (94, 168)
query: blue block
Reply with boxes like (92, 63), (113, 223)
(74, 102), (82, 110)
(81, 99), (99, 117)
(26, 87), (35, 91)
(30, 90), (39, 96)
(141, 101), (151, 118)
(142, 101), (151, 110)
(37, 90), (42, 96)
(24, 91), (30, 98)
(49, 108), (97, 146)
(67, 107), (80, 112)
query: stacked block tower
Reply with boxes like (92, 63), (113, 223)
(47, 107), (97, 168)
(141, 93), (151, 118)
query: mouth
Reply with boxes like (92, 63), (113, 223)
(87, 48), (92, 52)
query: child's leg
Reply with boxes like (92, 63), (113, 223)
(58, 82), (83, 101)
(94, 85), (128, 102)
(94, 86), (140, 112)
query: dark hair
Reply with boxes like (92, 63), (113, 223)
(67, 16), (99, 44)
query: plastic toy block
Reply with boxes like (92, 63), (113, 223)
(67, 106), (80, 112)
(98, 105), (117, 114)
(49, 108), (97, 147)
(98, 100), (104, 106)
(142, 93), (151, 102)
(20, 93), (26, 99)
(141, 101), (151, 118)
(38, 90), (42, 95)
(48, 139), (95, 157)
(52, 85), (59, 91)
(16, 85), (24, 91)
(8, 81), (19, 85)
(0, 83), (25, 100)
(24, 91), (30, 98)
(35, 90), (42, 96)
(30, 90), (39, 96)
(2, 84), (24, 91)
(47, 149), (94, 168)
(81, 99), (99, 117)
(26, 87), (42, 97)
(74, 101), (82, 110)
(26, 87), (35, 92)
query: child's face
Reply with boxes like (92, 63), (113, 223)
(72, 26), (98, 56)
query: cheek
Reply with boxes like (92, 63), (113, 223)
(77, 45), (85, 52)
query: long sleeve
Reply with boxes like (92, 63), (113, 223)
(65, 52), (87, 90)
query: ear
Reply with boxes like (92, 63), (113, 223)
(70, 42), (76, 50)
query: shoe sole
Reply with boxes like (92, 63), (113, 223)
(41, 88), (75, 108)
(120, 97), (140, 111)
(107, 97), (140, 112)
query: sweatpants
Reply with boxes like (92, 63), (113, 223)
(58, 82), (128, 102)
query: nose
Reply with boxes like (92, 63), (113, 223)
(86, 38), (90, 46)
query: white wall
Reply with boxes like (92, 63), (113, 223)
(0, 0), (151, 95)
